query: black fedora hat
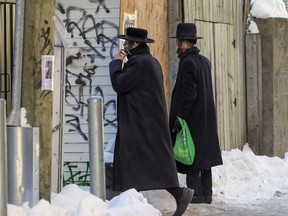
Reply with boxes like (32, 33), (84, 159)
(118, 27), (155, 43)
(170, 23), (203, 40)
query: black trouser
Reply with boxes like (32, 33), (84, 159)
(166, 187), (183, 199)
(186, 168), (212, 197)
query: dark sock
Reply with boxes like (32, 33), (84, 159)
(166, 187), (183, 199)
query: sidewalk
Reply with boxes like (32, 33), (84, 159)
(140, 190), (288, 216)
(182, 199), (288, 216)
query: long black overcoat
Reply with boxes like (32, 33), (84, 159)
(109, 45), (179, 192)
(169, 47), (223, 174)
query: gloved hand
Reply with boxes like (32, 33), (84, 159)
(172, 118), (182, 134)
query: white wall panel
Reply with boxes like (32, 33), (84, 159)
(55, 0), (120, 186)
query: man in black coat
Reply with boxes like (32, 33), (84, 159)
(170, 23), (223, 204)
(109, 27), (193, 216)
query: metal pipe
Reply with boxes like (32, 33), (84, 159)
(7, 0), (25, 126)
(0, 99), (8, 216)
(87, 96), (106, 200)
(7, 127), (39, 207)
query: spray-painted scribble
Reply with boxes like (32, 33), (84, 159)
(38, 20), (53, 102)
(64, 60), (119, 139)
(40, 20), (52, 55)
(63, 161), (113, 188)
(89, 0), (110, 14)
(58, 0), (119, 145)
(57, 3), (118, 59)
(66, 114), (88, 141)
(94, 86), (117, 128)
(66, 52), (82, 66)
(65, 70), (117, 132)
(65, 69), (91, 116)
(63, 162), (90, 186)
(84, 64), (98, 75)
(31, 19), (53, 99)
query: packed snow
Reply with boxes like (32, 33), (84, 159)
(250, 0), (288, 19)
(247, 0), (288, 33)
(7, 144), (288, 216)
(6, 0), (288, 215)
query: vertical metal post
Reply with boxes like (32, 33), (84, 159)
(0, 99), (8, 216)
(7, 127), (39, 207)
(87, 96), (106, 200)
(7, 0), (25, 126)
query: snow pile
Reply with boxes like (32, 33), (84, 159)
(209, 144), (288, 204)
(8, 185), (160, 216)
(247, 0), (288, 33)
(7, 144), (288, 215)
(250, 0), (288, 19)
(107, 189), (161, 216)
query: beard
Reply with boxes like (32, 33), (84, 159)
(176, 47), (182, 55)
(124, 42), (133, 55)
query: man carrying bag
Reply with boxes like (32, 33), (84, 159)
(170, 23), (223, 204)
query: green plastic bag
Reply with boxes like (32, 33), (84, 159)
(173, 117), (195, 165)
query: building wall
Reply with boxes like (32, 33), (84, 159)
(55, 0), (120, 186)
(253, 18), (288, 157)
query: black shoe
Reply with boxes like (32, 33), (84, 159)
(173, 188), (194, 216)
(190, 195), (212, 204)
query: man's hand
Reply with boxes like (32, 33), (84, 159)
(172, 118), (182, 134)
(116, 49), (127, 61)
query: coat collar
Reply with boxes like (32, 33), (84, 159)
(127, 44), (150, 59)
(178, 46), (200, 59)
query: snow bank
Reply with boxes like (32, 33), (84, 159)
(209, 144), (288, 205)
(8, 185), (161, 216)
(248, 0), (288, 34)
(250, 0), (288, 18)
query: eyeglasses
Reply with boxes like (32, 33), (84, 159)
(123, 40), (133, 45)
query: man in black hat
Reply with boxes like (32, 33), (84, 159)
(169, 23), (223, 204)
(109, 27), (193, 216)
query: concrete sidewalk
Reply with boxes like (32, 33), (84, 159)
(141, 190), (288, 216)
(182, 200), (288, 216)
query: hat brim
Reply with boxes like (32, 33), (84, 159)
(118, 35), (155, 43)
(169, 36), (203, 39)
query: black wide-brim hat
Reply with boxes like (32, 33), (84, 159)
(170, 23), (203, 40)
(118, 27), (155, 43)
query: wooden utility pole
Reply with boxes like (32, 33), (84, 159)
(21, 0), (54, 200)
(119, 0), (170, 108)
(168, 0), (182, 109)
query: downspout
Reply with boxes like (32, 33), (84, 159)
(7, 0), (25, 126)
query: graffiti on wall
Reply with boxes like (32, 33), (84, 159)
(63, 162), (90, 186)
(31, 19), (53, 101)
(57, 2), (118, 59)
(57, 0), (119, 142)
(63, 161), (113, 188)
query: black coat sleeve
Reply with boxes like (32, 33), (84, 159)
(109, 57), (141, 93)
(177, 60), (198, 120)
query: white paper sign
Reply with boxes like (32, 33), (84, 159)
(119, 11), (137, 50)
(41, 55), (54, 91)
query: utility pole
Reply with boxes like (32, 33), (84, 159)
(21, 0), (54, 200)
(119, 0), (170, 108)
